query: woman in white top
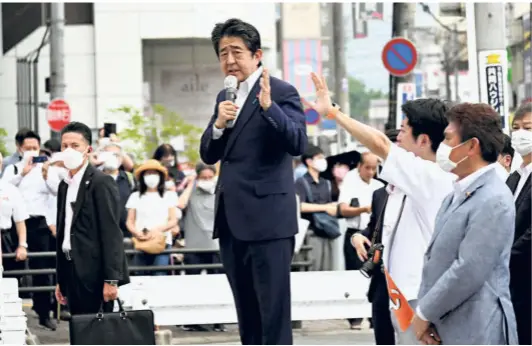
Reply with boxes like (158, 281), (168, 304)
(126, 160), (178, 276)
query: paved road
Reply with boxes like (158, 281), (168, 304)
(25, 306), (375, 345)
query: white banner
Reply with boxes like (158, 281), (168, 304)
(395, 83), (415, 129)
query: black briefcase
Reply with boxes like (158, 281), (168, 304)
(69, 300), (156, 345)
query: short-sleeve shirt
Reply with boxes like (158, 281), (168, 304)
(0, 180), (29, 230)
(295, 173), (332, 228)
(126, 191), (177, 245)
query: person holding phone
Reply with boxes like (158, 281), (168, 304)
(2, 130), (57, 330)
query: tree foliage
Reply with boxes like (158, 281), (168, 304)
(111, 105), (202, 163)
(0, 128), (9, 157)
(348, 77), (387, 122)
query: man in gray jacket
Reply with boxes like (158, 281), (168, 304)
(412, 103), (518, 344)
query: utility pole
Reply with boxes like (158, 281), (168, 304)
(332, 2), (348, 152)
(386, 2), (416, 130)
(474, 3), (510, 132)
(0, 4), (3, 79)
(49, 3), (66, 139)
(453, 24), (460, 102)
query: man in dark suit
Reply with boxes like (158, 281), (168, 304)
(200, 18), (307, 345)
(54, 122), (129, 315)
(507, 103), (531, 345)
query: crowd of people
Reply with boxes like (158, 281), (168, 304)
(0, 15), (530, 346)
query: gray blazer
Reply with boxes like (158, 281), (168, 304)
(417, 169), (518, 345)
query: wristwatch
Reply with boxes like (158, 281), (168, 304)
(18, 242), (28, 249)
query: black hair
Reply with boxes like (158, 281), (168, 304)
(513, 102), (532, 123)
(195, 162), (217, 176)
(402, 98), (449, 153)
(301, 145), (324, 167)
(15, 128), (31, 146)
(44, 138), (61, 153)
(21, 130), (41, 146)
(501, 133), (514, 160)
(60, 122), (92, 145)
(138, 170), (166, 198)
(211, 18), (262, 61)
(153, 144), (177, 165)
(385, 128), (400, 142)
(446, 103), (504, 163)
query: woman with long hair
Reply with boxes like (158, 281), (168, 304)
(152, 144), (186, 191)
(125, 160), (178, 275)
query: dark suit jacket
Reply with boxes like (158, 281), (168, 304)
(360, 187), (389, 304)
(56, 164), (129, 294)
(507, 172), (531, 304)
(200, 75), (307, 241)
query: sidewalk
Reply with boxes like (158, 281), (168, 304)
(24, 305), (372, 345)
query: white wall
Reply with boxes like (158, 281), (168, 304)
(0, 26), (96, 151)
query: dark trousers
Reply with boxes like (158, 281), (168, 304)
(372, 298), (395, 345)
(185, 252), (222, 275)
(26, 216), (53, 320)
(512, 298), (531, 345)
(61, 255), (113, 315)
(344, 228), (364, 326)
(217, 202), (294, 345)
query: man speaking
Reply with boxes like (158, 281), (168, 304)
(200, 18), (307, 345)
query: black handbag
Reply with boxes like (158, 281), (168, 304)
(69, 299), (156, 345)
(300, 178), (341, 239)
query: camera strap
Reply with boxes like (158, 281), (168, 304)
(384, 194), (407, 271)
(369, 193), (389, 245)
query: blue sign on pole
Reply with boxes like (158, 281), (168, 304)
(382, 37), (418, 77)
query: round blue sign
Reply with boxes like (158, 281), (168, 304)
(305, 108), (320, 125)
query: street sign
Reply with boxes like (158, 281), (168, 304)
(395, 83), (415, 129)
(47, 98), (71, 132)
(305, 108), (320, 125)
(478, 50), (510, 132)
(382, 38), (418, 77)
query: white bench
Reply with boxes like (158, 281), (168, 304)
(119, 271), (372, 326)
(0, 277), (27, 345)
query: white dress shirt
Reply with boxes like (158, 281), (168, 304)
(0, 179), (29, 229)
(380, 144), (455, 301)
(212, 66), (264, 139)
(3, 162), (53, 217)
(338, 169), (384, 229)
(514, 162), (532, 201)
(62, 162), (89, 252)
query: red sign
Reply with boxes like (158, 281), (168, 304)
(47, 99), (71, 132)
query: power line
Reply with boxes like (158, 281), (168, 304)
(419, 3), (466, 34)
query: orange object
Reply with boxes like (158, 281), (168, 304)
(384, 268), (414, 332)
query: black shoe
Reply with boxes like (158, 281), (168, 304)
(39, 318), (57, 331)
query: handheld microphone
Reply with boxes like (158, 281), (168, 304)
(224, 75), (238, 128)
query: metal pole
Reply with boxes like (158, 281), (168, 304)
(386, 3), (416, 129)
(453, 24), (460, 102)
(49, 3), (66, 138)
(444, 39), (452, 101)
(33, 57), (40, 133)
(0, 3), (3, 79)
(474, 3), (509, 132)
(332, 2), (347, 152)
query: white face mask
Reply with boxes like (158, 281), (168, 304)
(436, 142), (468, 173)
(63, 148), (85, 170)
(494, 162), (510, 182)
(143, 174), (160, 189)
(312, 158), (328, 173)
(23, 150), (39, 161)
(196, 179), (216, 194)
(511, 129), (532, 156)
(165, 180), (175, 189)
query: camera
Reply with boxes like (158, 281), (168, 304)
(360, 243), (384, 278)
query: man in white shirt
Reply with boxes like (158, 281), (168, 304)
(2, 130), (57, 330)
(507, 102), (532, 345)
(338, 152), (383, 329)
(310, 73), (454, 344)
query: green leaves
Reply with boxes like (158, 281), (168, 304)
(111, 105), (202, 164)
(348, 77), (387, 122)
(0, 127), (8, 157)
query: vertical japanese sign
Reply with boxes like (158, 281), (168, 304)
(395, 83), (415, 129)
(478, 50), (510, 132)
(523, 12), (531, 103)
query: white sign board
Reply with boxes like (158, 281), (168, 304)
(395, 83), (415, 129)
(478, 50), (510, 133)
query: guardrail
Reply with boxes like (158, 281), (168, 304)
(1, 246), (313, 293)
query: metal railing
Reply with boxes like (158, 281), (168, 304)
(1, 246), (313, 293)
